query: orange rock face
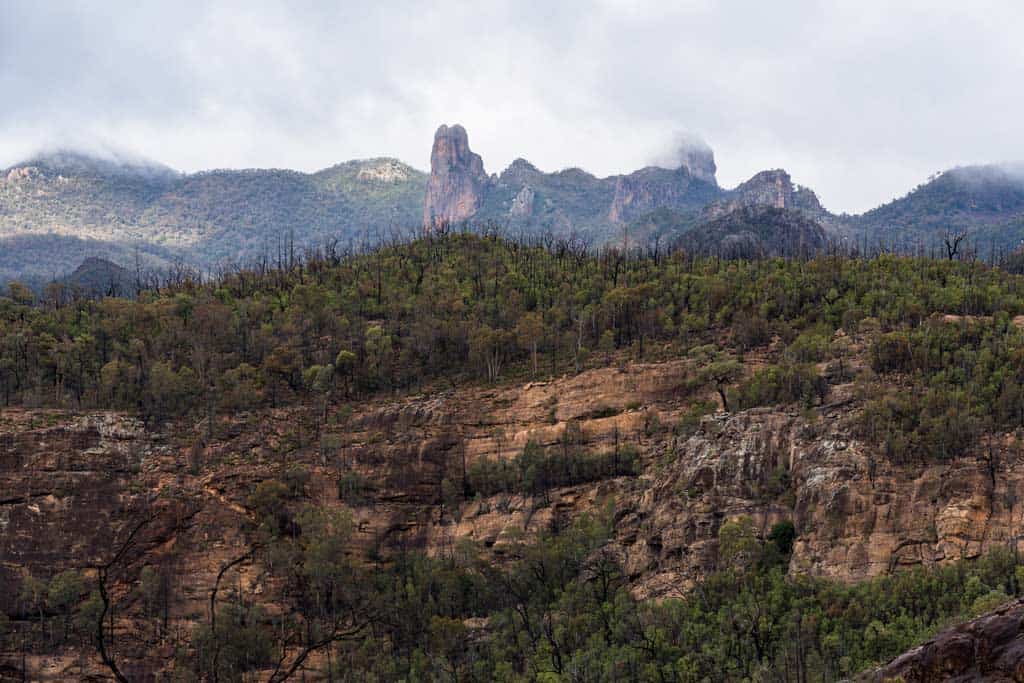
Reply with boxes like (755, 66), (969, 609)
(5, 355), (1024, 675)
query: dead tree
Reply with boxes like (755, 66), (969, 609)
(944, 230), (967, 260)
(93, 513), (157, 683)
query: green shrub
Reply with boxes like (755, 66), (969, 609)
(466, 440), (639, 497)
(734, 364), (828, 409)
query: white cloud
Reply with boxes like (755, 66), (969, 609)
(1, 0), (1022, 212)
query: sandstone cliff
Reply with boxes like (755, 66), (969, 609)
(607, 166), (720, 224)
(677, 141), (718, 186)
(6, 324), (1024, 676)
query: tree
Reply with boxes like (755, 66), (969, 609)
(19, 574), (47, 641)
(700, 360), (744, 413)
(262, 345), (303, 407)
(516, 312), (544, 377)
(363, 325), (393, 387)
(944, 230), (967, 260)
(470, 325), (513, 383)
(261, 506), (372, 682)
(48, 570), (83, 641)
(93, 513), (159, 683)
(303, 363), (334, 443)
(143, 362), (199, 422)
(717, 516), (761, 570)
(334, 349), (357, 397)
(7, 282), (34, 306)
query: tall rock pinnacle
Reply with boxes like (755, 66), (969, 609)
(423, 124), (488, 228)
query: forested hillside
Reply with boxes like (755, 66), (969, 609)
(853, 165), (1024, 252)
(5, 233), (1024, 679)
(3, 230), (1024, 426)
(0, 152), (427, 281)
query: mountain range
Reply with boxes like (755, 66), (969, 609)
(3, 125), (1024, 283)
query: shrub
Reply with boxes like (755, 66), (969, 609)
(734, 364), (828, 409)
(466, 440), (639, 498)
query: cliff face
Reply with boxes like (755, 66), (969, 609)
(624, 403), (1024, 597)
(423, 124), (488, 227)
(7, 328), (1024, 675)
(6, 351), (1024, 627)
(607, 166), (721, 224)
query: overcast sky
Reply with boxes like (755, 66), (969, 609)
(2, 1), (1022, 213)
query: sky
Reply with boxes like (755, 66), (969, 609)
(1, 1), (1022, 214)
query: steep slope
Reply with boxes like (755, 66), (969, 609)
(703, 168), (830, 221)
(481, 159), (618, 237)
(626, 167), (838, 251)
(607, 165), (721, 225)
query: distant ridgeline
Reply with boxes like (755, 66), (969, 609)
(2, 128), (1024, 284)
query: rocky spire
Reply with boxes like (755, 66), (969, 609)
(423, 124), (488, 228)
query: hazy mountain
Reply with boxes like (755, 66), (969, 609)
(4, 132), (1024, 284)
(0, 152), (427, 281)
(851, 164), (1024, 252)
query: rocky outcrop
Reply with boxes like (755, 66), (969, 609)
(620, 399), (1024, 598)
(422, 126), (727, 239)
(705, 169), (827, 220)
(423, 124), (488, 228)
(509, 185), (535, 217)
(3, 166), (39, 184)
(865, 599), (1024, 681)
(416, 126), (844, 245)
(356, 158), (413, 183)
